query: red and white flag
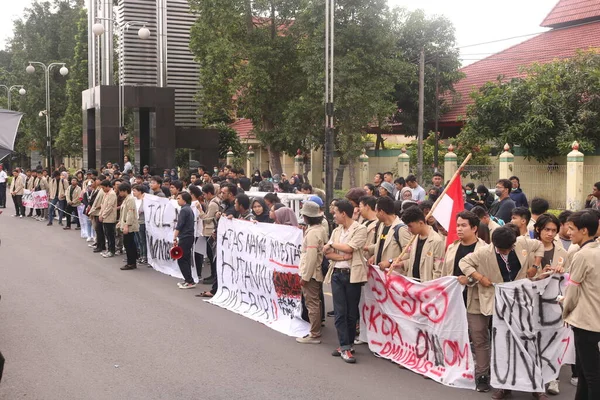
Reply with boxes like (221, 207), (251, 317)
(432, 176), (465, 247)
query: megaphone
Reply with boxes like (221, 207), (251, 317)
(170, 245), (183, 260)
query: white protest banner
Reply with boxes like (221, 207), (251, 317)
(22, 189), (34, 208)
(359, 267), (475, 389)
(208, 218), (310, 337)
(142, 194), (198, 281)
(33, 190), (48, 209)
(491, 275), (575, 392)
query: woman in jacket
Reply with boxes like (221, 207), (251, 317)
(251, 198), (272, 223)
(475, 185), (494, 210)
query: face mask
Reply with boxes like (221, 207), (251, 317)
(511, 187), (517, 192)
(495, 189), (504, 197)
(466, 190), (473, 195)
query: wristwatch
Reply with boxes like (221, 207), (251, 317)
(388, 258), (394, 264)
(467, 276), (476, 284)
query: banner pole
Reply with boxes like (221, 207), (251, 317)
(388, 153), (472, 276)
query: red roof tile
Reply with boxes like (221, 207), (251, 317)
(229, 118), (256, 140)
(541, 0), (600, 28)
(441, 21), (600, 124)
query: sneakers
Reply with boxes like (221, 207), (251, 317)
(570, 377), (578, 386)
(476, 375), (491, 392)
(102, 252), (115, 258)
(120, 264), (137, 270)
(532, 393), (549, 400)
(86, 237), (94, 242)
(340, 350), (356, 363)
(331, 347), (355, 356)
(354, 339), (366, 345)
(202, 276), (215, 284)
(88, 243), (96, 247)
(296, 335), (321, 344)
(491, 389), (512, 399)
(178, 282), (196, 289)
(19, 215), (23, 218)
(327, 310), (335, 317)
(92, 248), (104, 253)
(63, 226), (71, 230)
(546, 380), (559, 395)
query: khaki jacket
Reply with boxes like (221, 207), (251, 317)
(488, 219), (500, 236)
(363, 219), (378, 258)
(48, 178), (68, 200)
(324, 221), (368, 284)
(459, 237), (544, 316)
(117, 195), (139, 232)
(38, 176), (49, 192)
(403, 226), (445, 282)
(10, 175), (24, 195)
(65, 185), (82, 206)
(100, 189), (118, 223)
(299, 224), (328, 282)
(88, 188), (104, 217)
(199, 196), (220, 236)
(26, 176), (39, 191)
(563, 241), (600, 332)
(441, 238), (487, 277)
(366, 217), (406, 264)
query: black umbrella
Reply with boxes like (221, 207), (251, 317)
(0, 109), (24, 162)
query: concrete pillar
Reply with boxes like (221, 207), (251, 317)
(309, 146), (324, 188)
(444, 144), (458, 179)
(566, 141), (585, 211)
(246, 146), (255, 176)
(397, 147), (410, 178)
(294, 149), (304, 175)
(498, 143), (514, 179)
(226, 147), (234, 166)
(359, 149), (369, 187)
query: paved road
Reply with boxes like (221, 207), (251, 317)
(0, 214), (577, 400)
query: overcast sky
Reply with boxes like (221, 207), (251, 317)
(1, 0), (558, 66)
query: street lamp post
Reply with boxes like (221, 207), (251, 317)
(0, 85), (26, 110)
(26, 62), (69, 168)
(92, 18), (150, 168)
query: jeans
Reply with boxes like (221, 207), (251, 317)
(123, 232), (137, 265)
(65, 205), (80, 228)
(103, 222), (116, 254)
(331, 269), (362, 350)
(12, 195), (24, 216)
(57, 199), (66, 223)
(177, 236), (194, 284)
(467, 313), (491, 377)
(93, 216), (106, 250)
(0, 182), (6, 207)
(134, 223), (147, 259)
(574, 327), (600, 400)
(48, 197), (59, 223)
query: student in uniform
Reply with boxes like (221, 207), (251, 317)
(563, 211), (600, 400)
(88, 176), (106, 253)
(64, 177), (82, 230)
(99, 180), (118, 258)
(9, 169), (25, 217)
(391, 206), (445, 281)
(367, 196), (406, 271)
(117, 182), (139, 270)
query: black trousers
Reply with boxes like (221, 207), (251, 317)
(103, 222), (116, 253)
(207, 236), (216, 278)
(194, 244), (204, 280)
(574, 327), (600, 400)
(177, 236), (194, 284)
(123, 232), (137, 265)
(93, 216), (106, 250)
(65, 205), (80, 228)
(12, 195), (24, 216)
(0, 182), (6, 207)
(0, 349), (4, 383)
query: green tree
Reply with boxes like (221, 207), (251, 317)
(215, 122), (244, 160)
(56, 6), (87, 158)
(459, 51), (600, 161)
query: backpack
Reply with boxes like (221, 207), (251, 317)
(490, 215), (505, 226)
(373, 221), (406, 252)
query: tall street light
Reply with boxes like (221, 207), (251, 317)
(0, 85), (27, 110)
(324, 0), (335, 213)
(92, 18), (151, 167)
(26, 62), (69, 168)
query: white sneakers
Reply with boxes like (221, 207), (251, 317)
(547, 380), (559, 395)
(177, 282), (196, 289)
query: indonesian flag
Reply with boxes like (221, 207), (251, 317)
(432, 175), (464, 247)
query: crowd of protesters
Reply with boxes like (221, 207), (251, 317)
(3, 159), (600, 400)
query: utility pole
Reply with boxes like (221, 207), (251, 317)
(417, 47), (425, 184)
(433, 55), (440, 172)
(324, 0), (334, 212)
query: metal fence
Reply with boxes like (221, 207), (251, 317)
(460, 164), (499, 188)
(583, 165), (600, 197)
(512, 164), (567, 209)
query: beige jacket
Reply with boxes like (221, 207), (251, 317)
(488, 219), (501, 236)
(366, 217), (406, 264)
(88, 188), (104, 217)
(26, 176), (39, 191)
(38, 176), (49, 192)
(459, 237), (544, 316)
(100, 189), (118, 223)
(10, 175), (24, 195)
(363, 219), (378, 258)
(299, 224), (328, 282)
(200, 197), (221, 236)
(563, 241), (600, 332)
(324, 221), (368, 284)
(441, 238), (487, 277)
(48, 178), (68, 200)
(117, 195), (139, 232)
(65, 185), (82, 206)
(403, 226), (445, 282)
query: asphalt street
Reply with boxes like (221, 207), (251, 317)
(0, 213), (577, 400)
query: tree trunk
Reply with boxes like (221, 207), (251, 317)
(375, 131), (385, 150)
(348, 158), (356, 188)
(245, 0), (253, 33)
(268, 147), (283, 176)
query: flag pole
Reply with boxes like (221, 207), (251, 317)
(388, 153), (473, 276)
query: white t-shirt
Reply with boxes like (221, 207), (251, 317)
(334, 227), (351, 269)
(0, 170), (7, 183)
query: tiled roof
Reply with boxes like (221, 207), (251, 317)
(229, 118), (256, 140)
(441, 21), (600, 124)
(541, 0), (600, 28)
